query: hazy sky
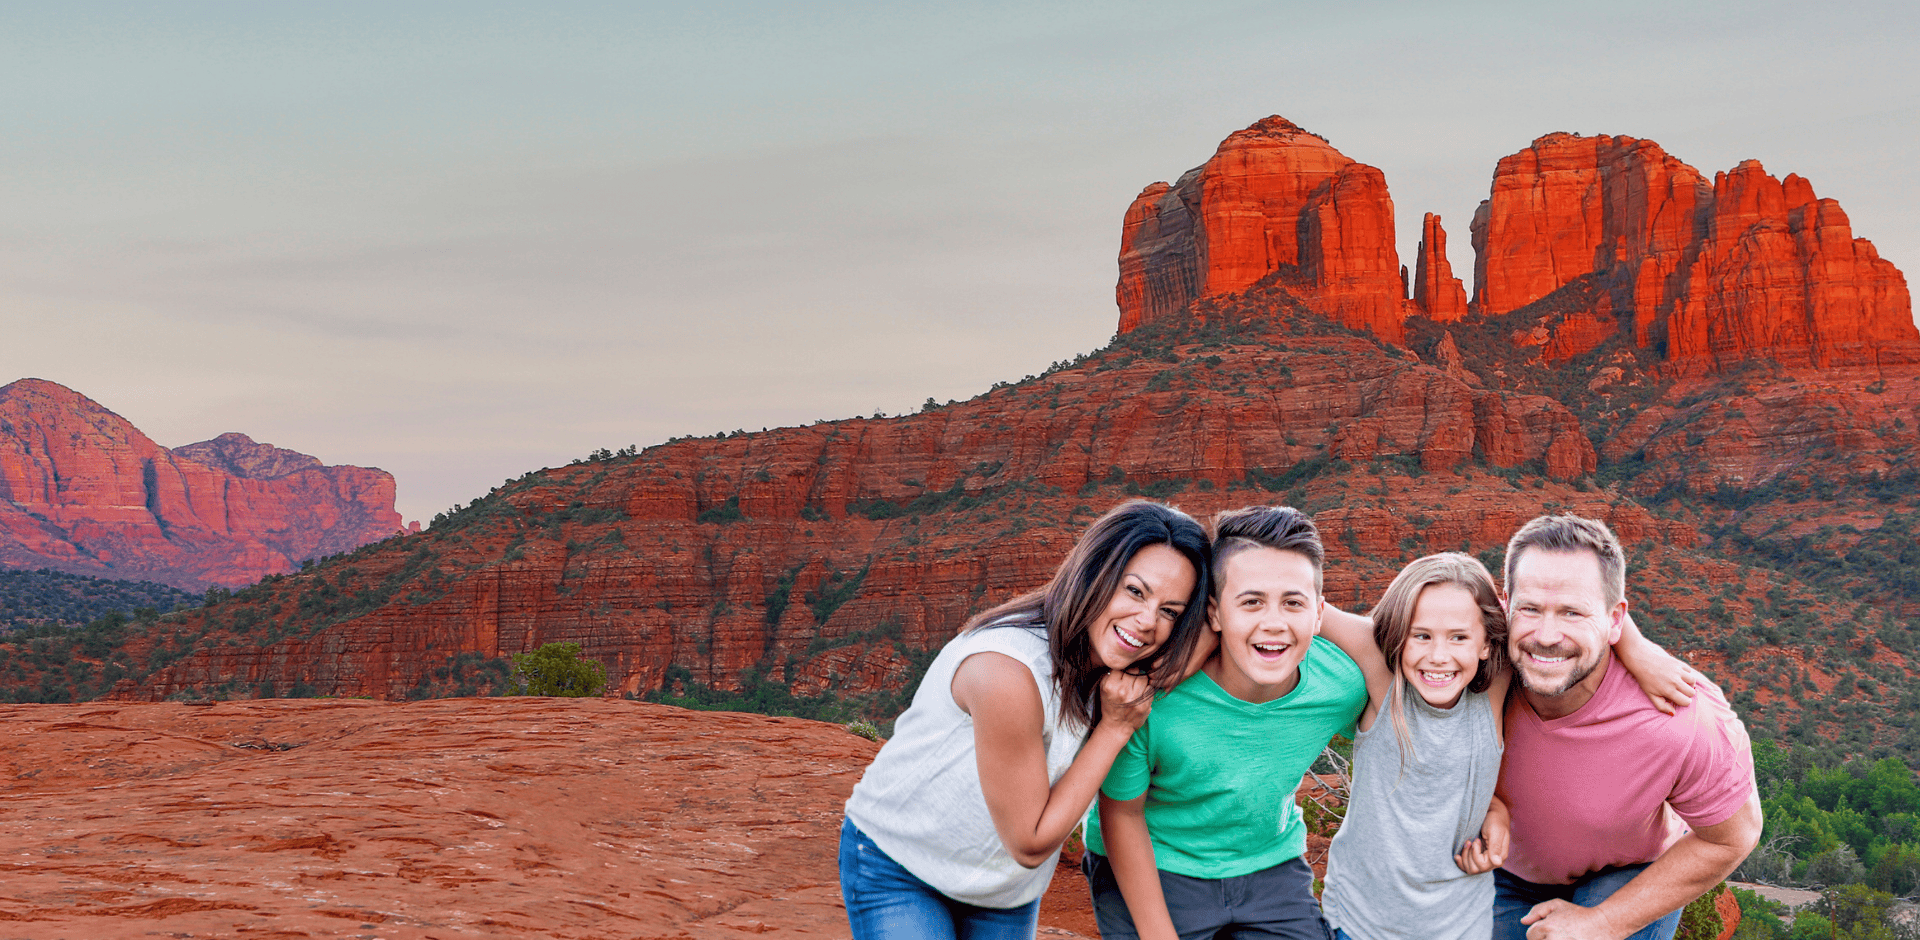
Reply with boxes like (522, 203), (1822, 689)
(3, 1), (1915, 523)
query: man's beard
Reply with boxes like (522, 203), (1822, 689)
(1513, 641), (1601, 697)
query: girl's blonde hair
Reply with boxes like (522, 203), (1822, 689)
(1371, 552), (1509, 768)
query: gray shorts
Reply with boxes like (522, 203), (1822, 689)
(1082, 851), (1333, 940)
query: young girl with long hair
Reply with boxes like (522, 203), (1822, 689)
(839, 499), (1212, 940)
(1317, 552), (1697, 940)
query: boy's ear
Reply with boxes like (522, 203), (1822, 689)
(1206, 597), (1220, 632)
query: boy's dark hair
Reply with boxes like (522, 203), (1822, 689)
(1208, 506), (1323, 596)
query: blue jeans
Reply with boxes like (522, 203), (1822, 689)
(1083, 851), (1330, 940)
(839, 817), (1042, 940)
(1493, 865), (1682, 940)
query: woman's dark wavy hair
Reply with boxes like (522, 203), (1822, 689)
(964, 499), (1211, 732)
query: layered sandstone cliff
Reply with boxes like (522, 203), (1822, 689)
(1117, 116), (1407, 342)
(1413, 212), (1469, 322)
(105, 314), (1628, 704)
(1666, 162), (1919, 369)
(1471, 134), (1919, 368)
(1122, 121), (1917, 373)
(0, 379), (404, 589)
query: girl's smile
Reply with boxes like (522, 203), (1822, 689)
(1400, 583), (1490, 710)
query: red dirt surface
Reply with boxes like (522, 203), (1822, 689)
(1, 698), (881, 938)
(0, 697), (1110, 939)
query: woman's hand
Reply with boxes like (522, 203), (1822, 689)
(1098, 669), (1154, 732)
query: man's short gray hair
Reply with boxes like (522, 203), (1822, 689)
(1504, 514), (1626, 608)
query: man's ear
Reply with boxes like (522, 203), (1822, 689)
(1607, 600), (1628, 645)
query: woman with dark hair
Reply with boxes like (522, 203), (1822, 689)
(839, 499), (1212, 940)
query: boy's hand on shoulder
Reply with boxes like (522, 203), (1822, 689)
(1098, 670), (1154, 732)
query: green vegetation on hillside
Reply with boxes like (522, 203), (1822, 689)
(1, 607), (163, 702)
(0, 569), (198, 632)
(1741, 740), (1920, 895)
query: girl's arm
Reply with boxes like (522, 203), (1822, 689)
(1614, 611), (1701, 716)
(1315, 601), (1393, 731)
(1099, 793), (1180, 940)
(1487, 661), (1512, 740)
(1460, 668), (1514, 872)
(1455, 794), (1511, 875)
(952, 653), (1153, 867)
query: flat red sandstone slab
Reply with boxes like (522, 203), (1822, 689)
(0, 698), (900, 939)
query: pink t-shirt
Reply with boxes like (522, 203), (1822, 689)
(1499, 656), (1755, 885)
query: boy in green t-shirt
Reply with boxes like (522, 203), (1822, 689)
(1083, 505), (1368, 940)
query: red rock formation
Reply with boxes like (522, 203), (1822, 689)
(1714, 885), (1741, 940)
(1602, 365), (1920, 494)
(1669, 162), (1920, 370)
(1471, 133), (1711, 357)
(174, 432), (324, 478)
(1413, 213), (1469, 322)
(0, 379), (403, 589)
(93, 319), (1630, 704)
(1472, 133), (1919, 368)
(0, 698), (883, 937)
(1120, 119), (1916, 372)
(1117, 116), (1407, 342)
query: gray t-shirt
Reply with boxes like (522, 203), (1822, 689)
(1321, 683), (1502, 940)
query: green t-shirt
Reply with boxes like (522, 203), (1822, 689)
(1085, 639), (1366, 879)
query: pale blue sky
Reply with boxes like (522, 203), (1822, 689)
(2, 1), (1914, 523)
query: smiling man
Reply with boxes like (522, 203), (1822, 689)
(1495, 515), (1761, 940)
(1082, 505), (1367, 940)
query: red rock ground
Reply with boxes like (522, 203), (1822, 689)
(1, 699), (924, 939)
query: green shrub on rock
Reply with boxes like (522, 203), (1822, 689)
(512, 642), (606, 697)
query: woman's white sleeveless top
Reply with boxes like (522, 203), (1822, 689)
(844, 621), (1085, 908)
